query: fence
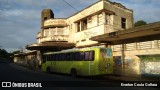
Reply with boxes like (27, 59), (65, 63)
(112, 40), (160, 51)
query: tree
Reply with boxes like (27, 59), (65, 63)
(0, 48), (8, 59)
(134, 20), (147, 27)
(0, 48), (13, 59)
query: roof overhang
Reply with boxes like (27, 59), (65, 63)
(74, 9), (115, 23)
(26, 42), (76, 51)
(90, 22), (160, 45)
(14, 51), (37, 57)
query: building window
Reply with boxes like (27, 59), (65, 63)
(121, 17), (126, 29)
(106, 14), (110, 25)
(81, 19), (87, 30)
(98, 13), (103, 25)
(44, 29), (49, 36)
(77, 22), (80, 32)
(88, 17), (92, 23)
(76, 41), (79, 43)
(70, 24), (72, 30)
(44, 17), (47, 21)
(81, 39), (86, 42)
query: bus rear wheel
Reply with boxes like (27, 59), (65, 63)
(70, 68), (77, 78)
(47, 67), (51, 73)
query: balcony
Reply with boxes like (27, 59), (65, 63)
(44, 19), (67, 28)
(37, 32), (41, 39)
(40, 35), (68, 43)
(37, 28), (69, 43)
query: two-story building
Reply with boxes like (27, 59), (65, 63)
(25, 0), (134, 68)
(27, 0), (133, 50)
(20, 0), (160, 76)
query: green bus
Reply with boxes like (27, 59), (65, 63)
(42, 47), (113, 77)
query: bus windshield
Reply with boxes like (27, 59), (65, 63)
(100, 48), (112, 58)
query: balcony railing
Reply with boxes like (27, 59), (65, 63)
(40, 35), (69, 43)
(112, 40), (160, 52)
(44, 19), (67, 27)
(37, 27), (69, 43)
(37, 32), (41, 38)
(44, 28), (68, 36)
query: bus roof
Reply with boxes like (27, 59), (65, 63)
(44, 47), (108, 55)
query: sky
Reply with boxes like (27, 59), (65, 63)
(0, 0), (159, 52)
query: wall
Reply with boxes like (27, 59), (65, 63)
(66, 0), (133, 47)
(140, 55), (160, 77)
(113, 40), (160, 77)
(112, 40), (160, 56)
(74, 24), (105, 46)
(103, 1), (133, 30)
(113, 55), (141, 77)
(13, 52), (39, 69)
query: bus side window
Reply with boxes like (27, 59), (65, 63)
(84, 51), (94, 61)
(74, 52), (80, 61)
(85, 51), (90, 61)
(42, 55), (46, 60)
(67, 53), (74, 61)
(47, 55), (49, 61)
(66, 53), (70, 61)
(80, 52), (85, 61)
(59, 53), (62, 61)
(45, 55), (48, 61)
(55, 54), (58, 61)
(48, 55), (52, 61)
(70, 52), (74, 61)
(52, 54), (55, 61)
(61, 53), (65, 61)
(90, 51), (94, 61)
(42, 55), (46, 63)
(57, 54), (60, 61)
(59, 53), (65, 61)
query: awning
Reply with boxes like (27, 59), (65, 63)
(90, 22), (160, 45)
(26, 42), (76, 51)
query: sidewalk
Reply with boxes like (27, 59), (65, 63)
(104, 75), (160, 81)
(14, 62), (160, 81)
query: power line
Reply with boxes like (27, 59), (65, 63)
(0, 0), (8, 16)
(61, 0), (99, 23)
(62, 0), (89, 17)
(0, 0), (7, 10)
(62, 0), (79, 12)
(1, 0), (8, 10)
(0, 0), (4, 9)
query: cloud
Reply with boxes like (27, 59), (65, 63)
(110, 0), (160, 23)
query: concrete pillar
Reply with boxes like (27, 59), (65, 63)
(41, 9), (54, 37)
(135, 42), (138, 50)
(121, 44), (125, 69)
(154, 40), (158, 49)
(96, 14), (99, 26)
(102, 12), (106, 24)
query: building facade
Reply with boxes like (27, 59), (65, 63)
(34, 0), (133, 48)
(21, 0), (160, 76)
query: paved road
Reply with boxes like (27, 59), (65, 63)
(0, 59), (159, 90)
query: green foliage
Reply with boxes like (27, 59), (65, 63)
(0, 48), (9, 59)
(0, 48), (14, 59)
(134, 20), (147, 27)
(138, 55), (160, 61)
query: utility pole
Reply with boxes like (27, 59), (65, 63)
(121, 44), (125, 76)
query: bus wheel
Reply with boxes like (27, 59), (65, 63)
(70, 68), (77, 78)
(47, 67), (51, 73)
